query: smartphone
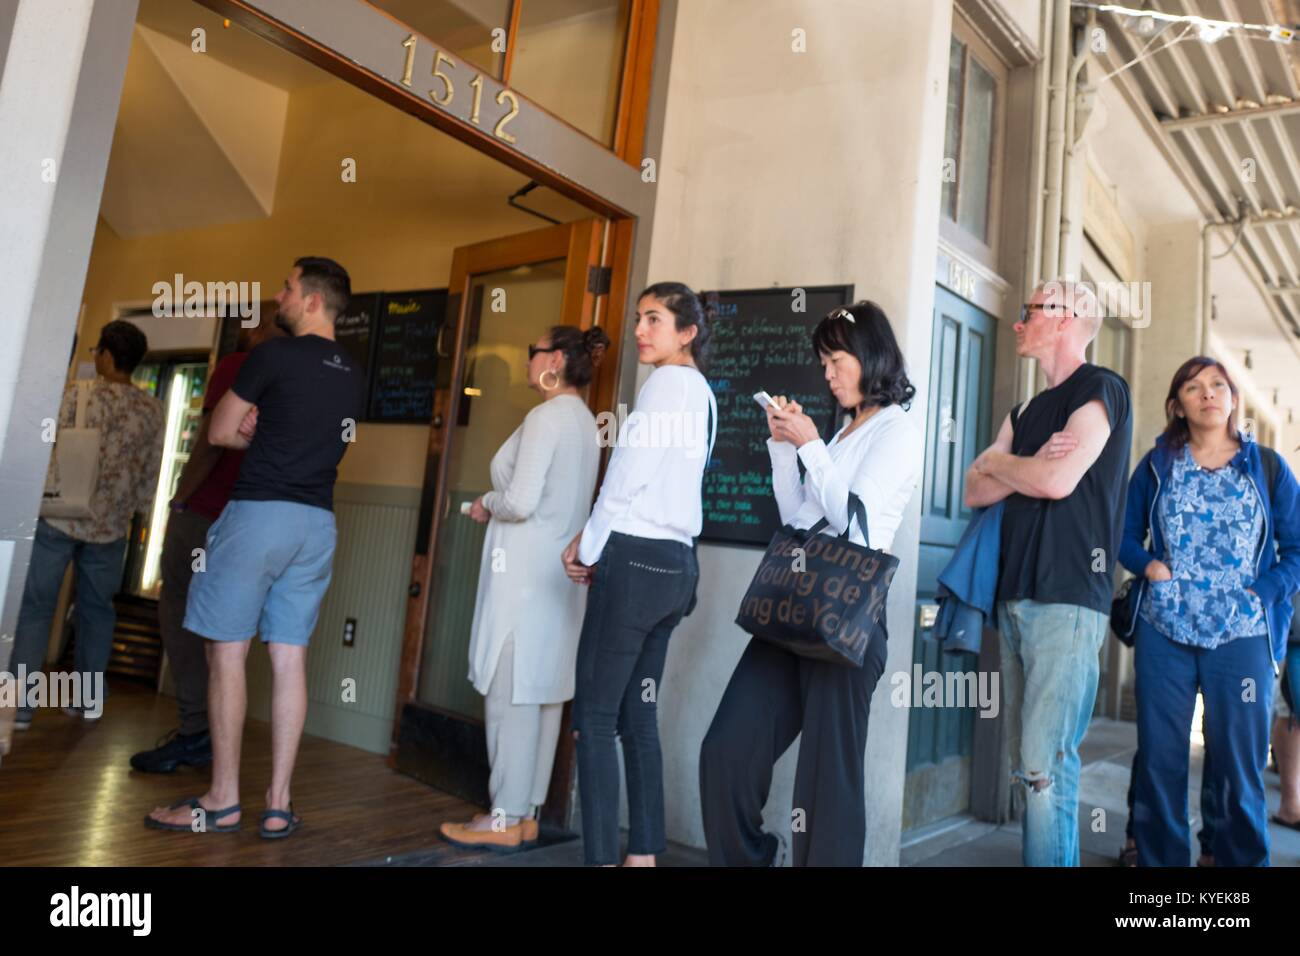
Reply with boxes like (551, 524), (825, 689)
(753, 390), (781, 411)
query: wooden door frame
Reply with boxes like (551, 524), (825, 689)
(390, 218), (612, 828)
(183, 0), (669, 827)
(193, 0), (660, 219)
(393, 218), (602, 730)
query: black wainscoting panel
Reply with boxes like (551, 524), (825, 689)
(394, 703), (490, 807)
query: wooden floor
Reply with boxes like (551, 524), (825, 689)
(0, 680), (486, 866)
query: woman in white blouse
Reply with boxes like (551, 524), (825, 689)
(699, 301), (923, 867)
(561, 282), (717, 867)
(439, 324), (608, 852)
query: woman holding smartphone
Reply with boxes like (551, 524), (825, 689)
(561, 281), (717, 867)
(699, 301), (923, 867)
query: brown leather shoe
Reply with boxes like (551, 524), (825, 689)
(521, 817), (539, 844)
(439, 820), (523, 852)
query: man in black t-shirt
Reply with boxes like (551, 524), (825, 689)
(965, 279), (1132, 867)
(146, 257), (362, 838)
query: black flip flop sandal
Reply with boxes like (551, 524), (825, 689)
(143, 797), (241, 833)
(1271, 815), (1300, 832)
(260, 805), (302, 839)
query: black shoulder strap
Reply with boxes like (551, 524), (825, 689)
(691, 397), (717, 554)
(846, 492), (869, 542)
(1010, 401), (1023, 430)
(805, 492), (871, 544)
(1261, 446), (1280, 498)
(705, 399), (715, 465)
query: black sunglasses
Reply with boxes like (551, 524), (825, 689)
(528, 345), (561, 360)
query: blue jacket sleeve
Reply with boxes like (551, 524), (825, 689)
(1119, 451), (1156, 577)
(1251, 457), (1300, 608)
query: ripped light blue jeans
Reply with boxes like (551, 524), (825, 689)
(997, 599), (1108, 867)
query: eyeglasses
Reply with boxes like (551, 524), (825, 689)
(528, 345), (561, 360)
(1018, 304), (1044, 325)
(1019, 302), (1072, 325)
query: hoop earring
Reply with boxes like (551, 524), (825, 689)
(539, 369), (560, 391)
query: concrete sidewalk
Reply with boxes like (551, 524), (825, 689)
(902, 717), (1300, 867)
(372, 717), (1299, 867)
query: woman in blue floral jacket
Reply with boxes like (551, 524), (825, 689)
(1119, 357), (1300, 867)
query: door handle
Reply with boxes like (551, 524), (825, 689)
(919, 604), (939, 629)
(409, 581), (421, 598)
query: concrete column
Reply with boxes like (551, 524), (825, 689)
(0, 0), (138, 755)
(643, 0), (952, 864)
(1135, 221), (1203, 449)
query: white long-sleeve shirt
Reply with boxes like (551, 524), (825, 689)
(579, 365), (717, 565)
(767, 403), (922, 552)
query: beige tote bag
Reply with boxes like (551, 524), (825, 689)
(40, 381), (101, 520)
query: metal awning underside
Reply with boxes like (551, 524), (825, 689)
(1096, 0), (1300, 340)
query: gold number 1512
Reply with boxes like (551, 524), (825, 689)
(400, 34), (518, 144)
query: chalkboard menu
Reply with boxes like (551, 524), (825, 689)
(335, 293), (380, 409)
(368, 289), (447, 423)
(700, 285), (854, 546)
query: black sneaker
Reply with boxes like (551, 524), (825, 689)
(130, 728), (213, 773)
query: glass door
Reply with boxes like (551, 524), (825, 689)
(417, 258), (571, 716)
(392, 218), (608, 807)
(123, 358), (209, 598)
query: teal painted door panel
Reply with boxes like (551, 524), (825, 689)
(905, 286), (996, 777)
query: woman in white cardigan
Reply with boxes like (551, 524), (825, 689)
(440, 324), (609, 852)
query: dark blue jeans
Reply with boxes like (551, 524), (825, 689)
(1125, 730), (1217, 856)
(572, 532), (697, 866)
(11, 519), (126, 718)
(1133, 617), (1273, 866)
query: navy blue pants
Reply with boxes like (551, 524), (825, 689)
(1133, 617), (1273, 866)
(572, 533), (697, 866)
(1124, 738), (1218, 856)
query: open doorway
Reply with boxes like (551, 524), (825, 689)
(29, 0), (648, 862)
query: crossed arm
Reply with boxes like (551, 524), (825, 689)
(963, 399), (1112, 507)
(170, 414), (224, 504)
(209, 389), (259, 450)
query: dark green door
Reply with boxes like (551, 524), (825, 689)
(902, 284), (996, 831)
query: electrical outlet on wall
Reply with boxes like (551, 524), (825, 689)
(343, 618), (356, 647)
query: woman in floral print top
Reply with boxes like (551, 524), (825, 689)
(11, 320), (163, 731)
(44, 365), (164, 543)
(1119, 357), (1300, 867)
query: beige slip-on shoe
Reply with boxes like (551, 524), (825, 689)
(439, 820), (524, 852)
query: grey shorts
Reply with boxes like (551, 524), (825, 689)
(184, 499), (337, 646)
